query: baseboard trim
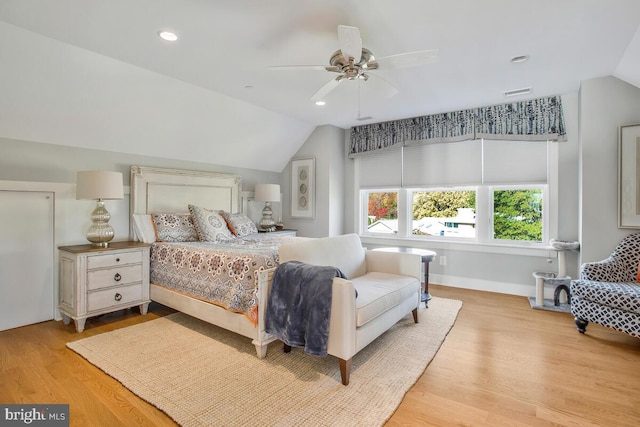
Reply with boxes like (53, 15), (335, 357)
(430, 273), (561, 300)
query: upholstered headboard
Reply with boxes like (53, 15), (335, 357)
(129, 165), (242, 237)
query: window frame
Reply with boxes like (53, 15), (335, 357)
(355, 140), (558, 250)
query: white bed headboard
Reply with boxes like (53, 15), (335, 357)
(130, 165), (242, 218)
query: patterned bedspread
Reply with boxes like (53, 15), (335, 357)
(150, 233), (297, 326)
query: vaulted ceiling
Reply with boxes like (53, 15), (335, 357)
(1, 0), (639, 172)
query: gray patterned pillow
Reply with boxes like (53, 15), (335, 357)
(220, 211), (258, 237)
(151, 213), (198, 242)
(188, 205), (234, 242)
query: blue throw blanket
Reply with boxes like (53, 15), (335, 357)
(265, 261), (346, 357)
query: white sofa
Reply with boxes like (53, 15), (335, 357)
(276, 233), (422, 385)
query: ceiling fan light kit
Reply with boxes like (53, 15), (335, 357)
(272, 24), (439, 105)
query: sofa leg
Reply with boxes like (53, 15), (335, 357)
(575, 317), (588, 334)
(283, 343), (292, 353)
(339, 358), (352, 386)
(412, 308), (418, 323)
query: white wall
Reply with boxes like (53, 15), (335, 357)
(579, 76), (640, 262)
(0, 21), (314, 173)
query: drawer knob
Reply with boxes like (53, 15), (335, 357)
(115, 257), (121, 262)
(114, 273), (122, 282)
(114, 293), (122, 302)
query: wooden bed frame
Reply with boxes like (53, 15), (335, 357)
(129, 165), (277, 357)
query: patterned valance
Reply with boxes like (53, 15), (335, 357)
(349, 95), (566, 157)
(475, 96), (566, 141)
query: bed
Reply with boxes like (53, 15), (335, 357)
(129, 165), (295, 358)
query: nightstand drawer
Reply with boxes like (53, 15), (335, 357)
(87, 251), (143, 269)
(88, 283), (143, 312)
(87, 264), (142, 290)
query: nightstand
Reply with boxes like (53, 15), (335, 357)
(259, 229), (297, 236)
(58, 241), (151, 332)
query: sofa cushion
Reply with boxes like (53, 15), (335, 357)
(571, 280), (640, 315)
(351, 272), (420, 327)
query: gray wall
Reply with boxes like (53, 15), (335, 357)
(281, 125), (345, 237)
(0, 137), (280, 190)
(579, 76), (640, 263)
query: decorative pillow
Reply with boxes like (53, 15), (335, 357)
(220, 211), (258, 237)
(151, 213), (198, 242)
(218, 211), (238, 236)
(188, 205), (235, 242)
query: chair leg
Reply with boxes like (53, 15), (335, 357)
(412, 307), (418, 323)
(339, 358), (352, 386)
(575, 317), (588, 334)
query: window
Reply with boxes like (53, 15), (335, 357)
(411, 189), (476, 238)
(357, 139), (555, 247)
(492, 187), (543, 242)
(365, 191), (398, 234)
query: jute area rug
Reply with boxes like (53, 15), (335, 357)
(67, 297), (462, 427)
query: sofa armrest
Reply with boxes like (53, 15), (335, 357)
(327, 277), (357, 360)
(364, 251), (422, 281)
(580, 258), (635, 282)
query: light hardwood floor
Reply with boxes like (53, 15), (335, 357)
(1, 284), (639, 426)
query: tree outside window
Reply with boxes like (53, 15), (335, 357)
(412, 190), (476, 237)
(493, 189), (543, 241)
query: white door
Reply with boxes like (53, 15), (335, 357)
(0, 191), (54, 331)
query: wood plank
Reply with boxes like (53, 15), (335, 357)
(1, 287), (640, 426)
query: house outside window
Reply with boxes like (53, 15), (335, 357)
(411, 190), (476, 238)
(366, 191), (398, 234)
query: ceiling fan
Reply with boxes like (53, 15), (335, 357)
(270, 25), (439, 102)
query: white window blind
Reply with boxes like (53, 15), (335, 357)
(483, 140), (548, 184)
(359, 139), (548, 188)
(403, 141), (482, 187)
(359, 148), (403, 187)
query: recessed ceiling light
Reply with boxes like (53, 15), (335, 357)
(503, 87), (532, 97)
(511, 55), (529, 63)
(158, 30), (178, 42)
(315, 101), (326, 106)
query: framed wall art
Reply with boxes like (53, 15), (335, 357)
(290, 157), (315, 219)
(619, 123), (640, 228)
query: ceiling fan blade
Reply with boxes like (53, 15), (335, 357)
(373, 49), (440, 69)
(268, 65), (328, 71)
(311, 77), (342, 102)
(368, 73), (400, 98)
(337, 25), (362, 63)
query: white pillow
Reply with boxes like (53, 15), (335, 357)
(132, 214), (156, 243)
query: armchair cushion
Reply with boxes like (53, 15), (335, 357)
(352, 273), (421, 327)
(571, 280), (640, 315)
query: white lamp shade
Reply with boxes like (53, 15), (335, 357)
(254, 184), (281, 202)
(76, 171), (124, 200)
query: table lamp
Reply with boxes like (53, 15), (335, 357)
(254, 183), (280, 232)
(76, 170), (124, 247)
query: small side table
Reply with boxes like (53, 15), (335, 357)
(58, 241), (151, 332)
(372, 247), (437, 306)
